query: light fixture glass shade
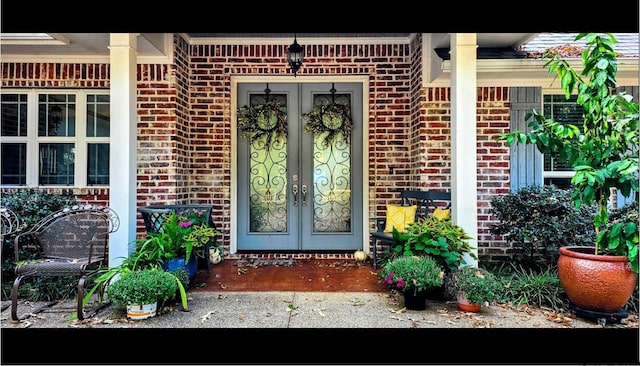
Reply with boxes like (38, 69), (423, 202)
(287, 37), (304, 76)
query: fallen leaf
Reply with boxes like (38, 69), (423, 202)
(201, 310), (217, 323)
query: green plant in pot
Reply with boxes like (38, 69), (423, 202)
(106, 267), (177, 320)
(449, 265), (500, 312)
(498, 33), (639, 317)
(378, 255), (444, 310)
(389, 215), (477, 273)
(81, 253), (190, 318)
(136, 211), (218, 281)
(386, 215), (477, 300)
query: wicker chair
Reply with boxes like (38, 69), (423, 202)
(10, 204), (120, 321)
(1, 206), (23, 236)
(1, 206), (23, 256)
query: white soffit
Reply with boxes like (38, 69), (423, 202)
(0, 33), (70, 45)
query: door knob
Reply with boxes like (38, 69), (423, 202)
(292, 184), (299, 206)
(301, 184), (308, 206)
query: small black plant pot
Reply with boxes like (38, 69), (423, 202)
(402, 290), (428, 310)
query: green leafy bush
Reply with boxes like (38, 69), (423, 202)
(449, 265), (501, 304)
(599, 200), (639, 261)
(489, 185), (596, 270)
(388, 215), (477, 272)
(106, 268), (177, 307)
(378, 255), (444, 294)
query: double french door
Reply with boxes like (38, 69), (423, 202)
(236, 82), (363, 251)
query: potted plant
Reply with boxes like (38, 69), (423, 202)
(449, 265), (501, 312)
(390, 215), (477, 273)
(136, 211), (218, 281)
(81, 254), (190, 318)
(386, 215), (477, 300)
(498, 33), (639, 317)
(106, 267), (177, 320)
(378, 255), (444, 310)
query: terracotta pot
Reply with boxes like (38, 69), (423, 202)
(557, 246), (637, 313)
(456, 291), (481, 312)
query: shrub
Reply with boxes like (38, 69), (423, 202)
(449, 265), (501, 304)
(489, 185), (596, 270)
(378, 255), (444, 294)
(106, 268), (177, 307)
(388, 215), (477, 272)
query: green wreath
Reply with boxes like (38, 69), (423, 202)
(301, 103), (352, 147)
(237, 100), (287, 151)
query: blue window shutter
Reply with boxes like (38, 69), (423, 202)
(616, 86), (638, 208)
(509, 87), (542, 191)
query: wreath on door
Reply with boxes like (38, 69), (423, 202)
(301, 103), (352, 147)
(237, 99), (287, 152)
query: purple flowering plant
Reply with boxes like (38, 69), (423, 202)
(381, 272), (407, 290)
(136, 210), (217, 264)
(378, 255), (444, 295)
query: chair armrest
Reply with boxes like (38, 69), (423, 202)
(13, 231), (40, 262)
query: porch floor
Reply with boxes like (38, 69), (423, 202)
(190, 254), (387, 292)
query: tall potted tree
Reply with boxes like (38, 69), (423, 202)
(498, 33), (638, 318)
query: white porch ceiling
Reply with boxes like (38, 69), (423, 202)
(0, 33), (536, 59)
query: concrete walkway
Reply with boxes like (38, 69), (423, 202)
(1, 289), (613, 329)
(2, 291), (638, 365)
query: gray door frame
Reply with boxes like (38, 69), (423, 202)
(230, 75), (370, 254)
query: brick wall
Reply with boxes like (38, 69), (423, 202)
(187, 35), (418, 252)
(1, 34), (514, 261)
(476, 87), (511, 261)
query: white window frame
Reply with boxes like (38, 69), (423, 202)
(540, 90), (579, 188)
(0, 89), (110, 188)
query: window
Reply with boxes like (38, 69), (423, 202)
(541, 94), (582, 189)
(0, 91), (110, 187)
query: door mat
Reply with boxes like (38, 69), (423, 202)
(233, 257), (296, 267)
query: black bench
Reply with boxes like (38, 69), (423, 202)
(370, 189), (451, 269)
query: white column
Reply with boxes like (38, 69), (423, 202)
(108, 33), (138, 267)
(450, 33), (478, 266)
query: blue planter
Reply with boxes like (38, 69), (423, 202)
(162, 257), (198, 282)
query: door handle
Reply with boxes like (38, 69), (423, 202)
(301, 184), (308, 206)
(292, 184), (299, 207)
